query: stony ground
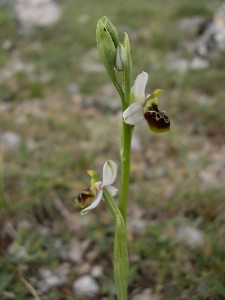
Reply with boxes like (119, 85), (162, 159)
(0, 0), (225, 299)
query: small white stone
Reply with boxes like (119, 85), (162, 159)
(1, 132), (21, 151)
(55, 262), (70, 278)
(15, 0), (61, 28)
(73, 275), (99, 297)
(45, 274), (62, 287)
(168, 58), (189, 72)
(69, 240), (83, 263)
(38, 266), (68, 293)
(177, 225), (204, 248)
(131, 289), (157, 300)
(190, 57), (209, 70)
(91, 265), (103, 278)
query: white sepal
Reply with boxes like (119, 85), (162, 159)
(123, 102), (144, 125)
(105, 185), (118, 197)
(102, 160), (117, 186)
(133, 72), (148, 105)
(81, 189), (103, 215)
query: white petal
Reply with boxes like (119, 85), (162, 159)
(102, 160), (117, 186)
(123, 102), (144, 125)
(105, 185), (118, 197)
(133, 72), (148, 105)
(81, 189), (103, 215)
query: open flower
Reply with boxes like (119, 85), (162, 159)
(123, 72), (148, 125)
(76, 160), (118, 215)
(123, 72), (171, 133)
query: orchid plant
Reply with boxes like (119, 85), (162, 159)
(76, 17), (171, 300)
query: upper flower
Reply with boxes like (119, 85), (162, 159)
(123, 72), (171, 133)
(123, 71), (148, 125)
(76, 160), (118, 215)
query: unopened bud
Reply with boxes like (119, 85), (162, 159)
(115, 43), (126, 71)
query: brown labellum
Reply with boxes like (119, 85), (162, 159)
(76, 188), (95, 208)
(144, 103), (170, 133)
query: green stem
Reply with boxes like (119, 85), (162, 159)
(119, 121), (133, 222)
(113, 80), (125, 107)
(103, 189), (122, 221)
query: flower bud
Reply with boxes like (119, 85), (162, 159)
(115, 43), (126, 71)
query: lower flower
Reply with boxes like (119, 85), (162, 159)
(76, 160), (118, 215)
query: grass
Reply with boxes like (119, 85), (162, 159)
(0, 0), (225, 299)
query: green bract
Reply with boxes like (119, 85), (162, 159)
(122, 33), (132, 109)
(96, 18), (117, 85)
(102, 16), (119, 48)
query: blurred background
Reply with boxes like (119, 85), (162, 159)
(0, 0), (225, 299)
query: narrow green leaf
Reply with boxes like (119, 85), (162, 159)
(114, 215), (129, 300)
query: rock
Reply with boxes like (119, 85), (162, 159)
(75, 263), (91, 276)
(15, 0), (61, 31)
(73, 275), (99, 297)
(38, 264), (69, 293)
(178, 17), (205, 32)
(190, 57), (209, 69)
(195, 3), (225, 60)
(167, 55), (209, 71)
(8, 243), (28, 260)
(69, 239), (83, 263)
(1, 131), (21, 151)
(1, 55), (34, 80)
(91, 265), (103, 279)
(199, 170), (218, 187)
(128, 218), (147, 236)
(86, 245), (100, 261)
(55, 262), (70, 278)
(177, 225), (204, 248)
(131, 289), (157, 300)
